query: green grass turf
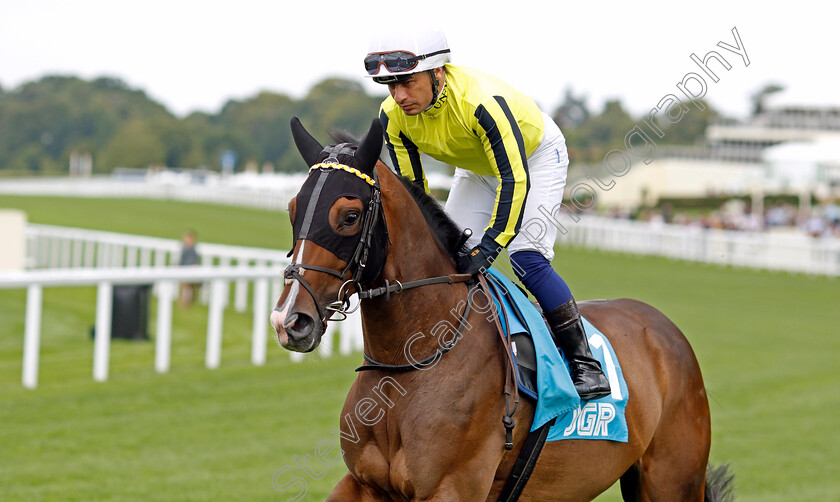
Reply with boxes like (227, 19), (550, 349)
(1, 195), (838, 500)
(0, 195), (293, 249)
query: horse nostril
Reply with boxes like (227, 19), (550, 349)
(284, 312), (315, 341)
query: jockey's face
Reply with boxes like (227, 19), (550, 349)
(387, 68), (444, 116)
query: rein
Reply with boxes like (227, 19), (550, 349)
(480, 273), (520, 450)
(358, 273), (473, 300)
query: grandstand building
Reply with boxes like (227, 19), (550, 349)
(584, 92), (840, 210)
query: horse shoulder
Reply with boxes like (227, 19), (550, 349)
(336, 380), (392, 484)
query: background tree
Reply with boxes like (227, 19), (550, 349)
(0, 76), (172, 173)
(653, 99), (719, 146)
(214, 92), (298, 172)
(552, 87), (590, 130)
(99, 119), (168, 170)
(0, 74), (723, 176)
(562, 99), (635, 163)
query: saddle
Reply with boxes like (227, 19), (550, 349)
(482, 268), (629, 501)
(509, 301), (542, 401)
(482, 270), (559, 403)
(483, 269), (628, 442)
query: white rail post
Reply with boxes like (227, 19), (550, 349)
(252, 277), (269, 366)
(340, 307), (364, 355)
(217, 256), (230, 308)
(155, 281), (175, 373)
(71, 239), (83, 267)
(125, 246), (138, 268)
(234, 259), (248, 313)
(26, 233), (38, 268)
(96, 242), (107, 268)
(139, 248), (152, 267)
(49, 237), (61, 268)
(319, 321), (335, 358)
(22, 284), (43, 389)
(84, 241), (96, 268)
(206, 279), (225, 369)
(93, 281), (113, 382)
(199, 254), (213, 305)
(153, 248), (166, 267)
(60, 238), (71, 268)
(270, 278), (282, 308)
(33, 233), (47, 268)
(111, 244), (124, 267)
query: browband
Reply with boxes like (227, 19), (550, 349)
(309, 162), (376, 187)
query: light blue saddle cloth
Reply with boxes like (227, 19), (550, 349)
(485, 268), (629, 442)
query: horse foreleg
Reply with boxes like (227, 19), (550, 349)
(327, 473), (391, 502)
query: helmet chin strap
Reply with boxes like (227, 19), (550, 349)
(422, 69), (441, 112)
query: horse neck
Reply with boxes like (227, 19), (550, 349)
(359, 167), (470, 364)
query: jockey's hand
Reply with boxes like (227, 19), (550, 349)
(456, 238), (500, 275)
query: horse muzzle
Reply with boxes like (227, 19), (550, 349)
(270, 308), (323, 353)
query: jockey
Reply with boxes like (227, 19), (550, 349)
(365, 28), (611, 401)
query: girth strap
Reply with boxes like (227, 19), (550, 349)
(496, 418), (556, 501)
(479, 273), (553, 500)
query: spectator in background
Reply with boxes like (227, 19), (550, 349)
(765, 201), (794, 228)
(179, 230), (200, 306)
(804, 210), (828, 238)
(825, 200), (839, 226)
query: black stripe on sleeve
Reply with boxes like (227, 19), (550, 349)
(398, 132), (425, 189)
(475, 101), (516, 239)
(379, 110), (401, 171)
(493, 95), (530, 229)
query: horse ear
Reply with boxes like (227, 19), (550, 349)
(355, 119), (383, 175)
(290, 116), (323, 167)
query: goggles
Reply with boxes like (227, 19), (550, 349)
(364, 49), (451, 75)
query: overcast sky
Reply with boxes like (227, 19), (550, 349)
(2, 1), (837, 120)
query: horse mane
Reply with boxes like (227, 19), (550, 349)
(394, 175), (465, 259)
(330, 128), (465, 260)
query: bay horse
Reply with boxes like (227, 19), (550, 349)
(271, 117), (733, 501)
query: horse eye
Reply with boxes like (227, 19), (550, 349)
(344, 211), (360, 226)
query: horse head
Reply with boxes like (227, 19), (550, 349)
(271, 117), (386, 352)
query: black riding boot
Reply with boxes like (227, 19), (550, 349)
(545, 298), (611, 401)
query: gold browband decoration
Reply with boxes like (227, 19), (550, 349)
(309, 162), (376, 186)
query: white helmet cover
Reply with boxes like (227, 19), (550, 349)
(364, 28), (451, 83)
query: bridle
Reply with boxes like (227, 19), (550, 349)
(283, 157), (388, 324)
(284, 157), (477, 321)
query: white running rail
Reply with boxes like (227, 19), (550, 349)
(25, 224), (290, 313)
(4, 224), (367, 389)
(558, 216), (840, 276)
(0, 265), (364, 389)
